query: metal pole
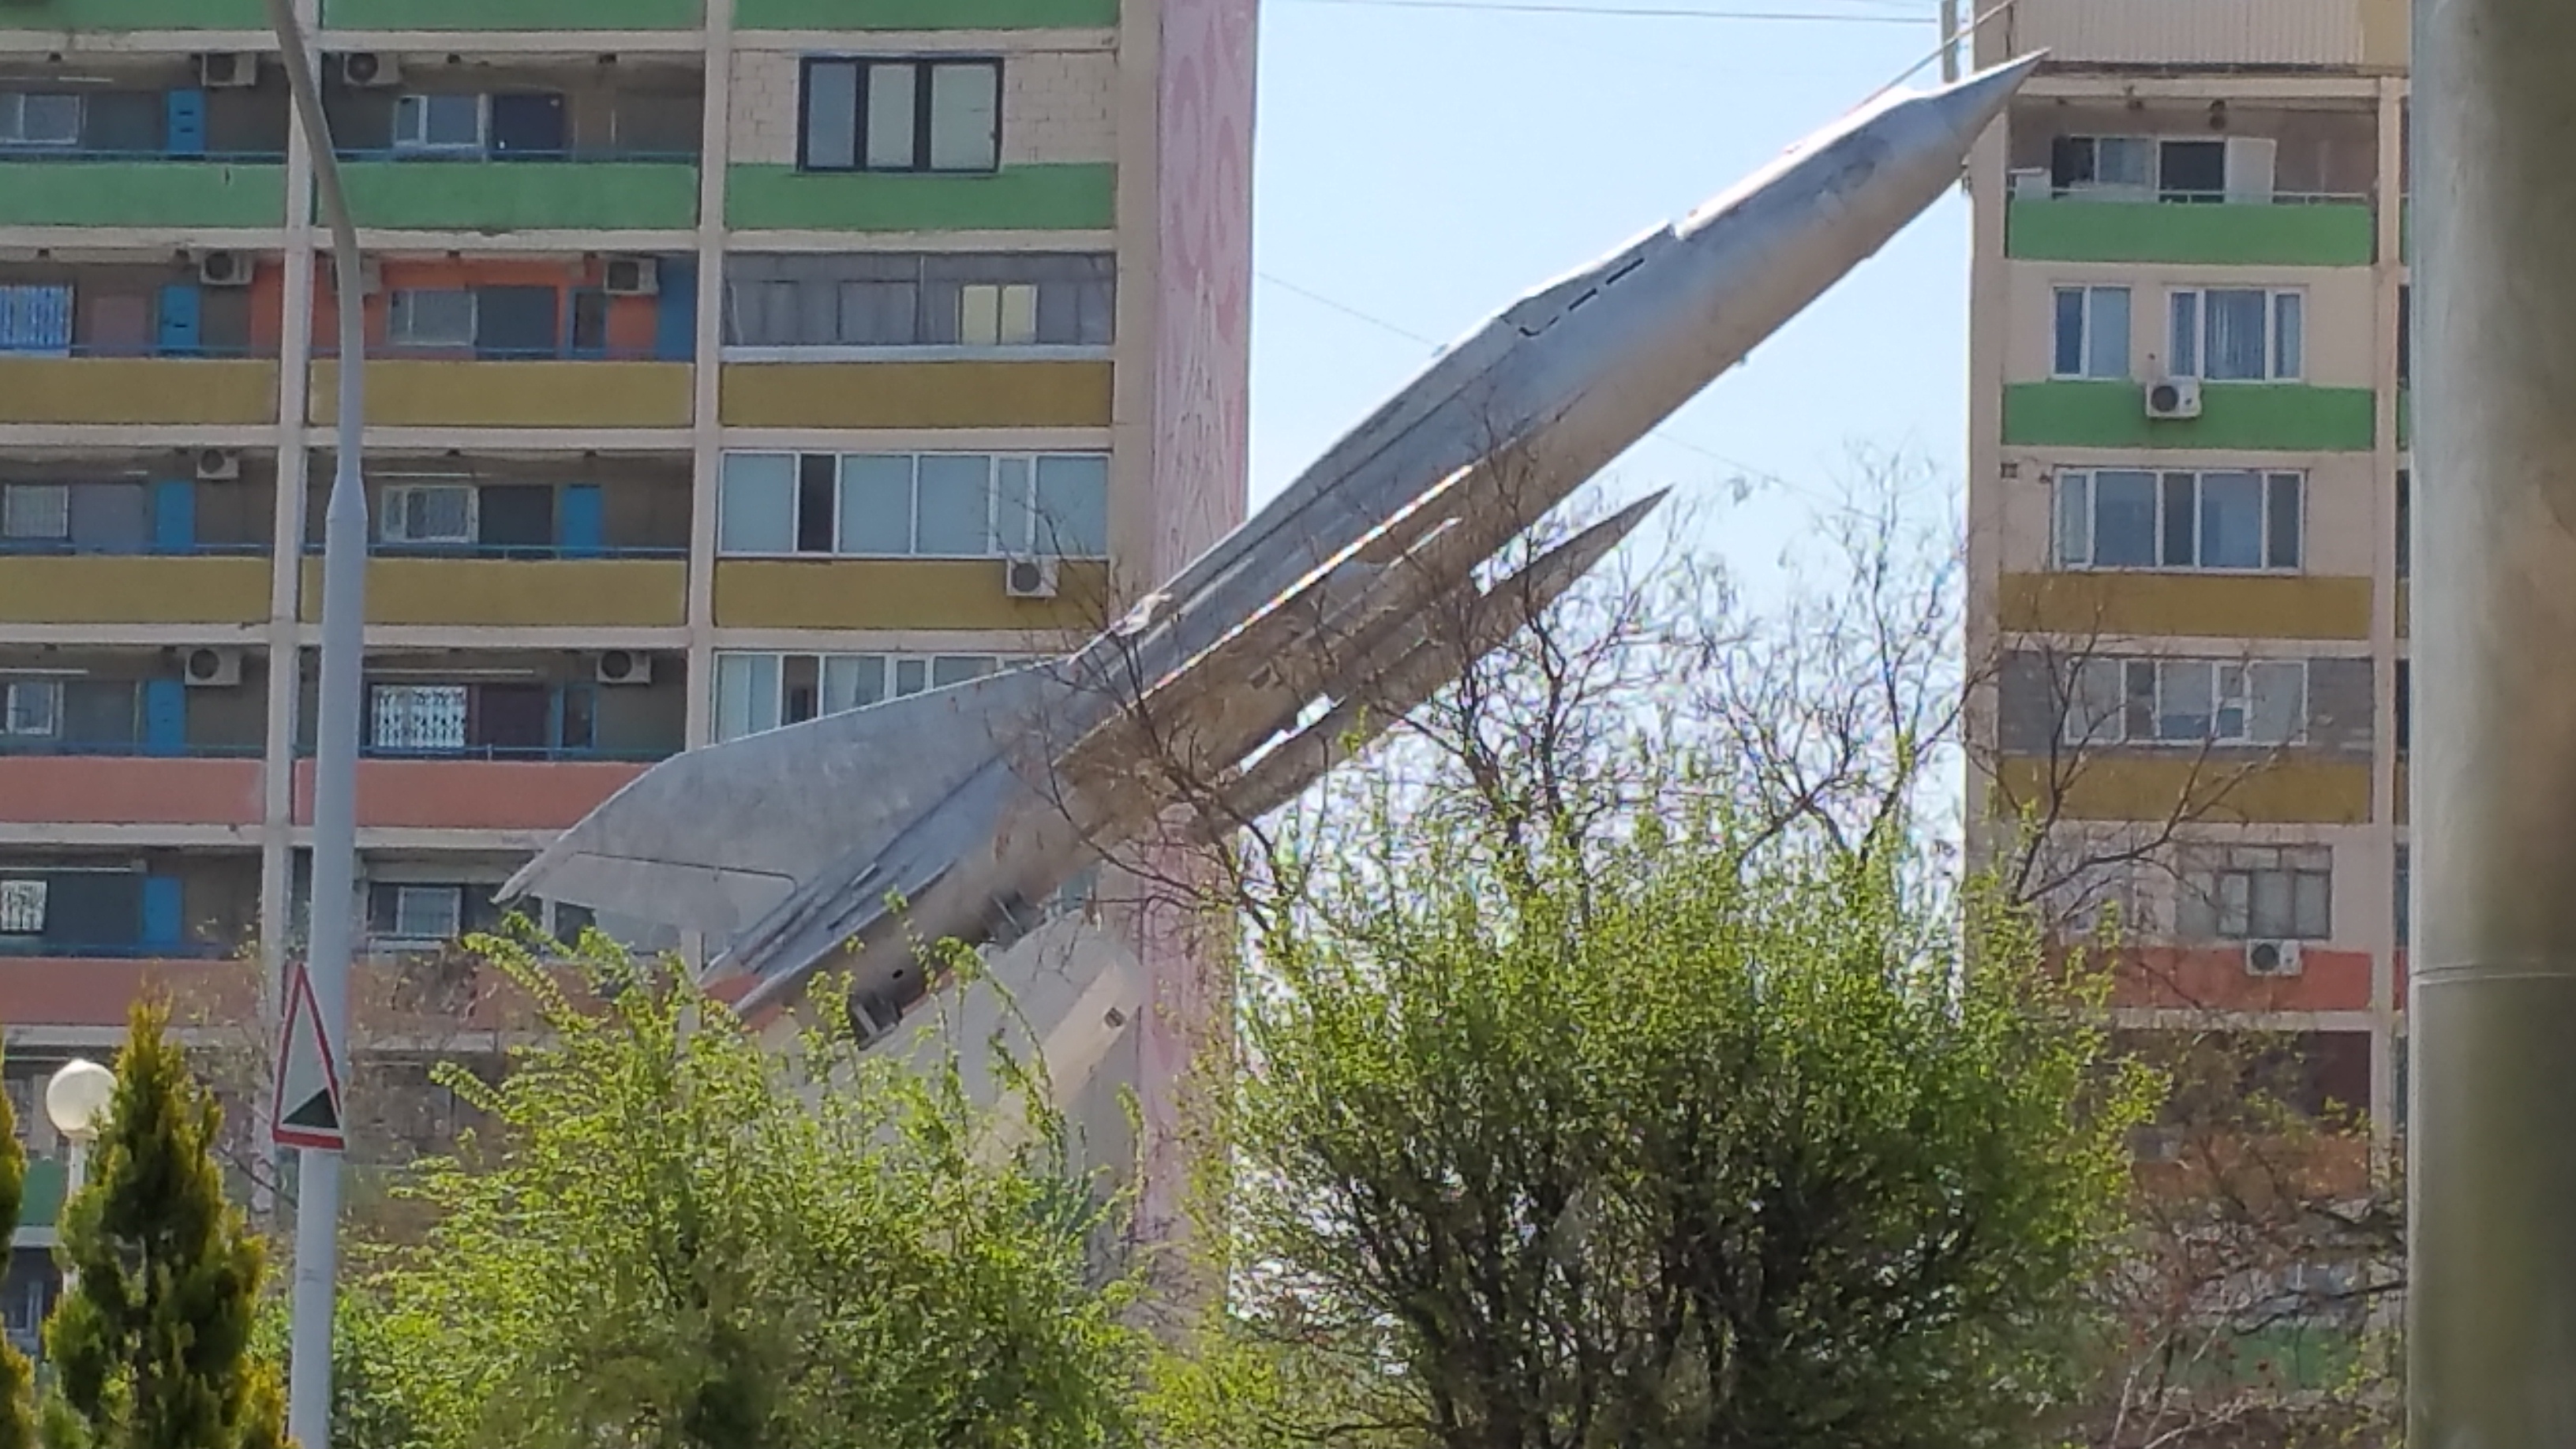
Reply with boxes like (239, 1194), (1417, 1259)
(2409, 2), (2576, 1444)
(260, 6), (365, 1447)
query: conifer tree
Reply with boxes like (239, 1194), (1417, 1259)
(42, 994), (288, 1449)
(0, 1044), (37, 1449)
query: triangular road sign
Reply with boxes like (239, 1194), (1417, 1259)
(271, 963), (346, 1152)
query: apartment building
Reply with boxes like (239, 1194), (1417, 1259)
(0, 0), (1254, 1345)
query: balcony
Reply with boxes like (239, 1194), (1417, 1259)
(338, 155), (700, 233)
(1998, 572), (2373, 642)
(293, 758), (652, 833)
(321, 0), (704, 26)
(2006, 195), (2376, 266)
(717, 358), (1112, 429)
(294, 554), (687, 627)
(308, 359), (691, 429)
(1986, 0), (2406, 70)
(2106, 944), (2372, 1013)
(712, 558), (1109, 631)
(2001, 381), (2376, 452)
(1992, 754), (2372, 826)
(0, 555), (270, 626)
(732, 0), (1114, 24)
(725, 163), (1116, 234)
(0, 155), (287, 231)
(0, 757), (263, 828)
(0, 357), (278, 427)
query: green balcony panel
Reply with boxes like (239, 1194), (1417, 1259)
(0, 0), (268, 25)
(2003, 381), (2378, 452)
(0, 161), (286, 229)
(736, 0), (1113, 25)
(727, 163), (1114, 232)
(18, 1158), (65, 1235)
(341, 161), (698, 231)
(2006, 197), (2376, 267)
(323, 0), (702, 24)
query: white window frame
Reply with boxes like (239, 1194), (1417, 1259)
(799, 57), (1002, 175)
(388, 884), (466, 942)
(369, 682), (470, 754)
(2054, 468), (2305, 572)
(2180, 845), (2333, 942)
(2050, 284), (2131, 380)
(0, 879), (44, 936)
(2055, 133), (2277, 204)
(2060, 657), (2308, 749)
(710, 650), (1011, 743)
(957, 283), (1039, 346)
(2, 680), (61, 738)
(391, 92), (488, 154)
(0, 92), (80, 148)
(716, 451), (1110, 561)
(380, 482), (478, 545)
(388, 289), (477, 349)
(2166, 286), (2305, 382)
(0, 483), (69, 541)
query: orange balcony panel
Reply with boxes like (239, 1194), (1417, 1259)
(294, 758), (650, 832)
(0, 958), (255, 1034)
(2106, 945), (2372, 1013)
(0, 757), (262, 827)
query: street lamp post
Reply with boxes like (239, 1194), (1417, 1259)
(258, 6), (367, 1448)
(44, 1058), (114, 1292)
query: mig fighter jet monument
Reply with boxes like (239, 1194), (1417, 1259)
(502, 54), (2042, 1180)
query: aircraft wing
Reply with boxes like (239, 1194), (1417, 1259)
(503, 661), (1073, 936)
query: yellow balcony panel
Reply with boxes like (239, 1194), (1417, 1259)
(298, 558), (687, 627)
(0, 358), (277, 426)
(0, 556), (268, 625)
(1994, 754), (2372, 826)
(712, 558), (1110, 631)
(309, 361), (693, 429)
(1999, 572), (2372, 642)
(717, 361), (1113, 429)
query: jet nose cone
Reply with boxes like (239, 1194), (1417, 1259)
(1918, 51), (2046, 147)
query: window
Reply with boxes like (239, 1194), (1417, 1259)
(2054, 469), (2302, 571)
(0, 286), (73, 355)
(798, 57), (1001, 174)
(2051, 286), (2130, 380)
(0, 881), (43, 937)
(2049, 133), (2276, 203)
(2398, 284), (2411, 389)
(2061, 657), (2306, 747)
(2178, 844), (2332, 942)
(724, 255), (1114, 350)
(2396, 468), (2411, 579)
(389, 885), (464, 942)
(381, 483), (476, 545)
(391, 93), (485, 153)
(388, 289), (475, 348)
(0, 485), (69, 541)
(719, 451), (1110, 559)
(1, 682), (59, 738)
(959, 283), (1039, 346)
(2394, 843), (2409, 950)
(713, 651), (1008, 742)
(2168, 286), (2303, 381)
(0, 93), (80, 148)
(369, 684), (469, 753)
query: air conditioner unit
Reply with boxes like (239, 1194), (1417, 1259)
(601, 256), (659, 297)
(339, 51), (399, 88)
(197, 249), (252, 288)
(595, 650), (653, 687)
(2009, 166), (2052, 200)
(2146, 376), (2203, 420)
(182, 646), (243, 689)
(200, 52), (260, 89)
(2244, 938), (2305, 978)
(1003, 555), (1059, 600)
(194, 448), (242, 481)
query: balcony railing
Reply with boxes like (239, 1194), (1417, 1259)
(0, 541), (270, 559)
(0, 740), (264, 760)
(350, 744), (676, 763)
(303, 541), (687, 561)
(0, 940), (230, 961)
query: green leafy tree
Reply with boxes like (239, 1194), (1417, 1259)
(344, 938), (1141, 1449)
(42, 994), (286, 1449)
(0, 1044), (37, 1449)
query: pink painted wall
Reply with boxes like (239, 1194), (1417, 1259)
(1136, 0), (1258, 1245)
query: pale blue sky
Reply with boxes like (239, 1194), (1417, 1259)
(1243, 0), (1968, 578)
